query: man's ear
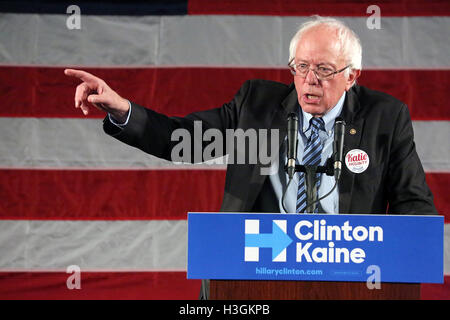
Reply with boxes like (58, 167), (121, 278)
(345, 69), (361, 90)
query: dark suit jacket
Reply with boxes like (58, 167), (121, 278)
(104, 80), (437, 216)
(104, 80), (437, 300)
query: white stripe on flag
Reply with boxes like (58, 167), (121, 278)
(0, 118), (448, 171)
(0, 220), (448, 274)
(0, 220), (188, 271)
(413, 121), (450, 172)
(0, 14), (449, 67)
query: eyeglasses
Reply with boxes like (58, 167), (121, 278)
(288, 58), (351, 80)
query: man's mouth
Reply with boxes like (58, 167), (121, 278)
(303, 93), (322, 103)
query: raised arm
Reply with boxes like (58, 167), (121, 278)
(64, 68), (130, 123)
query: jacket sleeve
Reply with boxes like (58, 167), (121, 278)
(103, 80), (252, 162)
(385, 104), (438, 214)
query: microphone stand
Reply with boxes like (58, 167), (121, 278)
(298, 158), (335, 213)
(285, 158), (334, 213)
(282, 117), (345, 214)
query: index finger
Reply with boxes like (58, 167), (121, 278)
(64, 68), (101, 85)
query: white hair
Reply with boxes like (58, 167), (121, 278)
(289, 16), (362, 75)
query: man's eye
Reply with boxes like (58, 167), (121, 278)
(298, 64), (308, 69)
(318, 67), (332, 73)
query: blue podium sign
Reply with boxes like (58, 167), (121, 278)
(187, 213), (444, 283)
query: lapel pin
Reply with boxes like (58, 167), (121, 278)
(349, 128), (356, 135)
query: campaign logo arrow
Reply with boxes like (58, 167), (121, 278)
(245, 221), (293, 260)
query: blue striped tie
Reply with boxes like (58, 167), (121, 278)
(296, 117), (325, 213)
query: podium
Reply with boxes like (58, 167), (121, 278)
(188, 213), (443, 300)
(210, 280), (420, 300)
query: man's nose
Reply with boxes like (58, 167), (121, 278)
(305, 69), (319, 85)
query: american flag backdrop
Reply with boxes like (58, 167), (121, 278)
(0, 0), (449, 299)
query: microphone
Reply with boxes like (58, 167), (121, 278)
(333, 117), (346, 181)
(286, 113), (298, 180)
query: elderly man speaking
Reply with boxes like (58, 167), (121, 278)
(65, 16), (437, 297)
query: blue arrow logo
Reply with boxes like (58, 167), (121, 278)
(245, 221), (293, 260)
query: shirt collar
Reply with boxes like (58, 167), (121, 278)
(300, 91), (346, 136)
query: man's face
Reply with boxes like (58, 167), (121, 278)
(293, 26), (359, 117)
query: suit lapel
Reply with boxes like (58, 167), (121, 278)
(276, 83), (300, 143)
(338, 86), (364, 214)
(244, 84), (298, 211)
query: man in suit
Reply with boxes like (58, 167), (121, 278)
(65, 16), (437, 298)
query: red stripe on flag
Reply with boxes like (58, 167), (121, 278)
(0, 271), (447, 299)
(1, 66), (448, 121)
(188, 0), (450, 16)
(0, 169), (447, 221)
(0, 169), (226, 220)
(421, 276), (450, 300)
(0, 271), (200, 300)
